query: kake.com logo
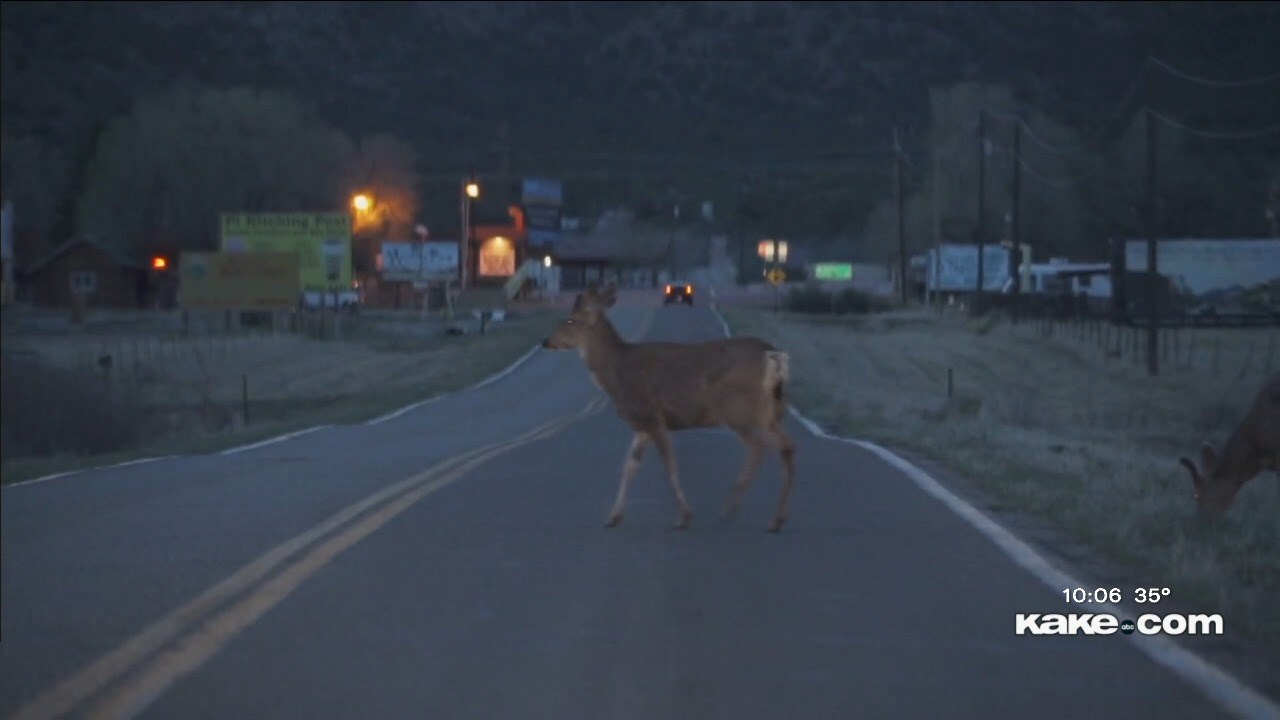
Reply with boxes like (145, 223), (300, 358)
(1015, 613), (1223, 636)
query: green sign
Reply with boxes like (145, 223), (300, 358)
(220, 212), (352, 291)
(813, 263), (853, 281)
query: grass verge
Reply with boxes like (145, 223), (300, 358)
(1, 309), (561, 484)
(723, 305), (1280, 697)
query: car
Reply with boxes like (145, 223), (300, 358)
(663, 282), (694, 305)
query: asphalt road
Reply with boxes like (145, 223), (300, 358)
(0, 290), (1268, 719)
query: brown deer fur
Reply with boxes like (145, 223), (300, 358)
(542, 283), (797, 532)
(1179, 373), (1280, 519)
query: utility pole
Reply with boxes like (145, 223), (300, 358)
(1146, 107), (1160, 377)
(931, 143), (941, 311)
(1010, 120), (1022, 325)
(975, 109), (987, 312)
(895, 127), (907, 307)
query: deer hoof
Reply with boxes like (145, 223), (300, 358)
(675, 510), (692, 530)
(605, 513), (623, 528)
(767, 517), (786, 533)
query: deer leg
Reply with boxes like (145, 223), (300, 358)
(768, 424), (797, 533)
(722, 430), (765, 519)
(607, 432), (650, 528)
(650, 427), (692, 529)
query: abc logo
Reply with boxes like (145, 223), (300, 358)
(1120, 619), (1136, 635)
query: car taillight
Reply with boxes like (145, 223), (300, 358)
(665, 285), (672, 294)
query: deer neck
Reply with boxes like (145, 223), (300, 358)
(580, 315), (630, 394)
(1217, 429), (1263, 488)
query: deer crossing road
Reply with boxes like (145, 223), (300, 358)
(1, 291), (1269, 720)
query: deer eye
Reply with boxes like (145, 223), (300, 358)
(566, 319), (576, 325)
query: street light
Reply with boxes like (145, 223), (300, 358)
(352, 193), (372, 213)
(543, 255), (552, 268)
(461, 175), (480, 290)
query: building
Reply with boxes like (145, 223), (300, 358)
(20, 236), (151, 308)
(547, 233), (673, 290)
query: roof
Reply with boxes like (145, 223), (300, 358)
(550, 233), (672, 265)
(22, 236), (145, 275)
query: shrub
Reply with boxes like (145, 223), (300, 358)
(785, 284), (891, 315)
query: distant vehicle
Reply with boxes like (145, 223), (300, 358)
(663, 282), (694, 305)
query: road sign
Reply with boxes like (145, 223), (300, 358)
(813, 262), (853, 281)
(767, 267), (787, 286)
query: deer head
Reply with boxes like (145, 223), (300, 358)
(1178, 442), (1242, 521)
(542, 282), (618, 351)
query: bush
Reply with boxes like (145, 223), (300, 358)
(785, 284), (891, 315)
(784, 284), (835, 313)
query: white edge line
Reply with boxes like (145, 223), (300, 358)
(364, 394), (449, 426)
(6, 456), (175, 489)
(710, 302), (1280, 720)
(7, 342), (547, 487)
(368, 342), (541, 425)
(470, 344), (541, 390)
(219, 425), (333, 456)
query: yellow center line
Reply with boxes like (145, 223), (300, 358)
(12, 396), (605, 720)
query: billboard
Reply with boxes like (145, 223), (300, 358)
(1118, 238), (1280, 315)
(381, 241), (458, 282)
(523, 205), (563, 232)
(220, 212), (352, 291)
(478, 236), (517, 277)
(179, 252), (300, 309)
(521, 178), (563, 207)
(926, 244), (1013, 292)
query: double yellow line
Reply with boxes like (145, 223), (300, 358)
(14, 396), (607, 720)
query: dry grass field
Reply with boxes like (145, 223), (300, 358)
(724, 305), (1280, 672)
(1, 306), (561, 483)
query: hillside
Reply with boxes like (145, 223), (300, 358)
(3, 1), (1279, 244)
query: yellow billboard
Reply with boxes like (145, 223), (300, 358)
(220, 212), (352, 291)
(179, 252), (301, 309)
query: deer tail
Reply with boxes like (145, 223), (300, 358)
(764, 351), (790, 415)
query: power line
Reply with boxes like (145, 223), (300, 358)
(983, 60), (1150, 156)
(1147, 56), (1280, 88)
(984, 55), (1280, 157)
(1145, 108), (1280, 140)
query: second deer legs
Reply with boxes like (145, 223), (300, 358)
(650, 427), (692, 529)
(607, 432), (650, 527)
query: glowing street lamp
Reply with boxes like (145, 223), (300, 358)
(352, 193), (372, 213)
(151, 256), (168, 270)
(460, 175), (481, 289)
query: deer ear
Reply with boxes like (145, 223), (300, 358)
(600, 282), (618, 307)
(1200, 442), (1218, 476)
(1179, 457), (1204, 490)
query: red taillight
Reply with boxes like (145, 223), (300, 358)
(665, 285), (672, 294)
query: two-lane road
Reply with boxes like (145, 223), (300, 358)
(1, 292), (1268, 719)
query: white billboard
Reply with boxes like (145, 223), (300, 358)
(1122, 239), (1280, 296)
(926, 244), (1012, 292)
(381, 241), (458, 282)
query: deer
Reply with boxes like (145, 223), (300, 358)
(541, 282), (797, 532)
(1178, 372), (1280, 520)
